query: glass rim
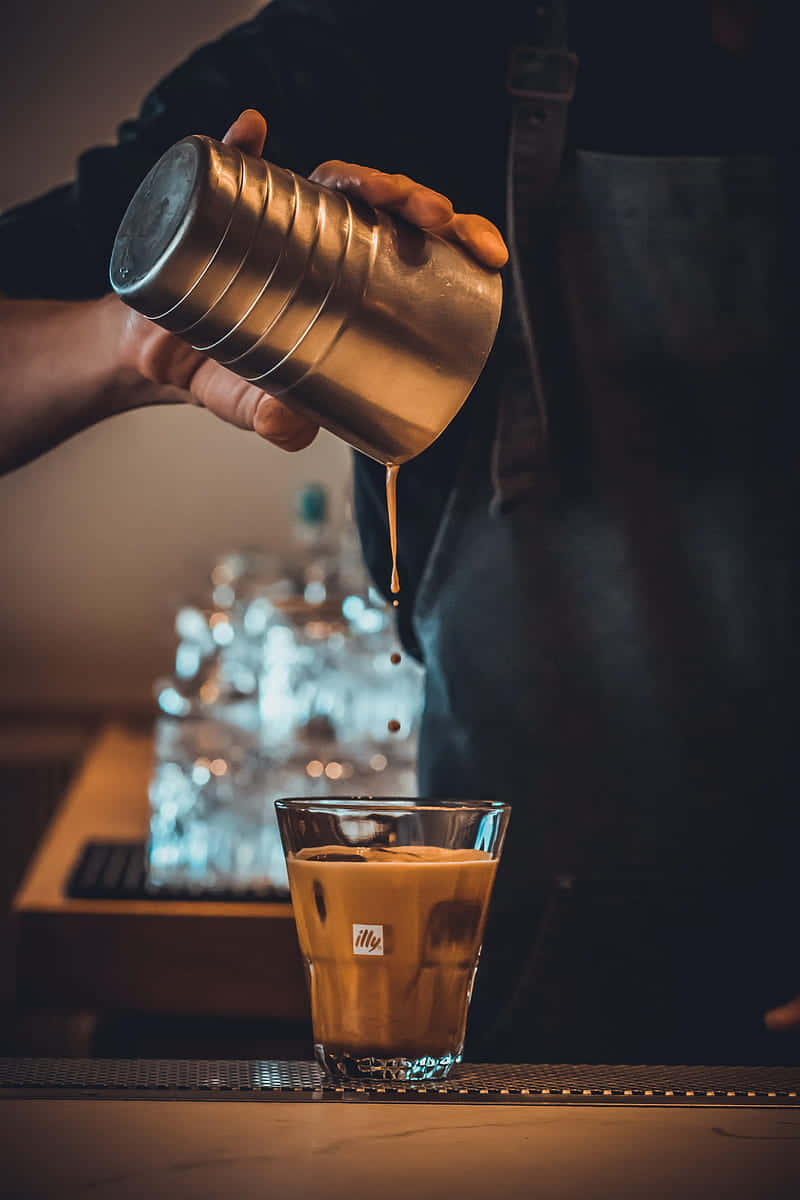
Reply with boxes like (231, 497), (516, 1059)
(274, 796), (510, 814)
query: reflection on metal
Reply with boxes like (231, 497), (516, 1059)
(110, 135), (502, 464)
(2, 1059), (799, 1105)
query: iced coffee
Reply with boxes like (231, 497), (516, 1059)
(275, 800), (510, 1081)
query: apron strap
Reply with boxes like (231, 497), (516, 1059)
(492, 1), (578, 511)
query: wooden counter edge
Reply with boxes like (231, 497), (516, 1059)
(12, 722), (308, 1017)
(14, 722), (294, 919)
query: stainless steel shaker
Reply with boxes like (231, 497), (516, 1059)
(109, 135), (502, 464)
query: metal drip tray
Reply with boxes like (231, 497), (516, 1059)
(2, 1059), (798, 1105)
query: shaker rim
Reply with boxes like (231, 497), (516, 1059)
(109, 134), (243, 315)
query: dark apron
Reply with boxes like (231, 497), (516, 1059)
(412, 100), (799, 1059)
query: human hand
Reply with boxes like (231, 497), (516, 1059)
(309, 160), (508, 270)
(764, 993), (800, 1033)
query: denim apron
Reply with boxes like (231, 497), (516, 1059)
(411, 17), (799, 1060)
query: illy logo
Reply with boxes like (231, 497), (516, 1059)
(353, 924), (384, 955)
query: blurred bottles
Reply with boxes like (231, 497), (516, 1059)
(295, 482), (337, 606)
(148, 477), (424, 896)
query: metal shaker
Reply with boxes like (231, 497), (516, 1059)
(109, 135), (502, 464)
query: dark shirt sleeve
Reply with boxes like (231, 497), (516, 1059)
(0, 0), (371, 300)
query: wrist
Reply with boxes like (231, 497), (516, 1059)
(0, 293), (162, 475)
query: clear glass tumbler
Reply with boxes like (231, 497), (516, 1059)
(275, 797), (510, 1081)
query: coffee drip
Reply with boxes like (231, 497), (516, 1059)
(386, 463), (400, 596)
(384, 462), (404, 733)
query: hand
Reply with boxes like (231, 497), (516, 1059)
(309, 161), (508, 270)
(764, 994), (800, 1033)
(116, 109), (508, 450)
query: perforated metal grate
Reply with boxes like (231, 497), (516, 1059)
(2, 1059), (798, 1104)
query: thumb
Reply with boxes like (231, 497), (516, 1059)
(222, 108), (267, 157)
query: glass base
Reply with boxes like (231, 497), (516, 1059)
(316, 1044), (461, 1082)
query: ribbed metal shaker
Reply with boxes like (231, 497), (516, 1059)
(109, 135), (502, 464)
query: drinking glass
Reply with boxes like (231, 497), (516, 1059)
(275, 797), (510, 1081)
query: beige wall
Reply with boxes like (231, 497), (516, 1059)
(0, 0), (350, 712)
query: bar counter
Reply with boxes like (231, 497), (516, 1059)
(7, 730), (800, 1197)
(2, 1059), (800, 1198)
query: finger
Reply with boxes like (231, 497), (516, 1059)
(252, 393), (319, 451)
(119, 306), (206, 387)
(310, 160), (508, 268)
(431, 211), (508, 268)
(764, 995), (800, 1032)
(310, 160), (453, 229)
(189, 359), (318, 451)
(222, 109), (267, 157)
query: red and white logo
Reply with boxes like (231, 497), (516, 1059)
(353, 924), (384, 955)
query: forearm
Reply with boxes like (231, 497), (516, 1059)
(0, 293), (160, 474)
